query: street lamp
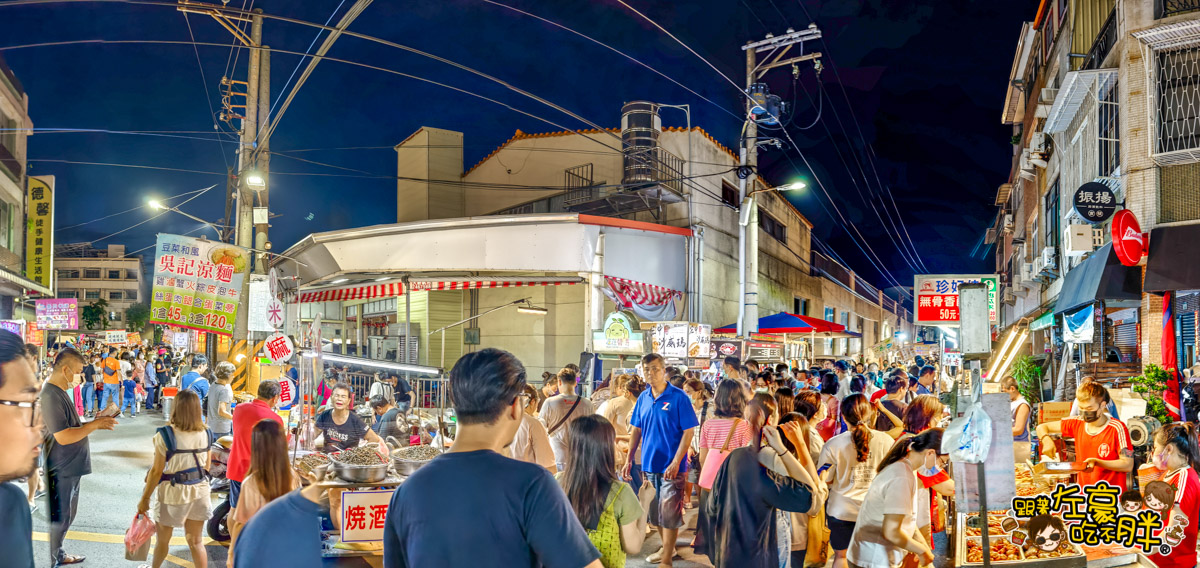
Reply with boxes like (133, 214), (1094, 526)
(244, 171), (266, 190)
(147, 198), (228, 238)
(738, 180), (807, 336)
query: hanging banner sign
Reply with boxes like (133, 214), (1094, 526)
(709, 338), (743, 361)
(914, 274), (999, 326)
(1071, 181), (1117, 224)
(247, 275), (274, 332)
(688, 324), (712, 359)
(264, 332), (295, 364)
(27, 323), (43, 347)
(149, 234), (251, 336)
(278, 377), (297, 407)
(104, 330), (128, 345)
(651, 322), (689, 359)
(172, 330), (190, 352)
(1064, 305), (1096, 344)
(25, 176), (54, 288)
(35, 299), (78, 330)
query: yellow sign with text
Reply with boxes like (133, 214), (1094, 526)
(25, 176), (54, 288)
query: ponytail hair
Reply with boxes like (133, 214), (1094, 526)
(1155, 422), (1200, 469)
(877, 428), (945, 473)
(841, 393), (874, 462)
(746, 392), (778, 452)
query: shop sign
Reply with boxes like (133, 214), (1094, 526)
(35, 299), (78, 330)
(171, 329), (190, 352)
(1071, 181), (1117, 224)
(263, 332), (295, 364)
(709, 338), (743, 360)
(0, 320), (25, 340)
(652, 322), (689, 359)
(340, 488), (394, 543)
(1111, 209), (1145, 267)
(278, 378), (297, 407)
(747, 332), (778, 342)
(688, 324), (712, 359)
(247, 276), (274, 333)
(913, 274), (999, 326)
(745, 341), (783, 361)
(27, 324), (43, 347)
(149, 234), (251, 337)
(593, 311), (643, 355)
(104, 330), (128, 345)
(127, 332), (141, 345)
(943, 351), (962, 367)
(1005, 481), (1174, 556)
(25, 176), (54, 288)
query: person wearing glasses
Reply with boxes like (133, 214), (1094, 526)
(41, 348), (117, 567)
(0, 329), (42, 568)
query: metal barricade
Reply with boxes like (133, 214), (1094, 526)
(410, 376), (449, 410)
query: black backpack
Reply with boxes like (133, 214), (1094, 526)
(156, 426), (214, 486)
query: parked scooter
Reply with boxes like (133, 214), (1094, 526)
(206, 435), (233, 543)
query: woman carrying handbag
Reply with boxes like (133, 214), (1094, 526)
(694, 379), (752, 556)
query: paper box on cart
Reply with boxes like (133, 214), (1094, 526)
(1038, 401), (1072, 424)
(1107, 388), (1147, 419)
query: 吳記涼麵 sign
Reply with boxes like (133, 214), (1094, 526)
(149, 234), (251, 336)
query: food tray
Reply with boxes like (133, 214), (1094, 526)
(955, 513), (1087, 568)
(961, 537), (1025, 564)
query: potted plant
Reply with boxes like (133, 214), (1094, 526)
(1131, 363), (1173, 425)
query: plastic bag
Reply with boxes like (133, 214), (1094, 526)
(942, 379), (993, 464)
(124, 513), (156, 561)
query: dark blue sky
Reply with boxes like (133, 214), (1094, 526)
(1, 0), (1034, 292)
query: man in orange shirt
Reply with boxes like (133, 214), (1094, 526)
(97, 347), (121, 411)
(1037, 382), (1134, 488)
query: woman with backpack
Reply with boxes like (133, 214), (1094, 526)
(136, 389), (212, 568)
(558, 414), (654, 568)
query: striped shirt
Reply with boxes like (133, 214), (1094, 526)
(698, 417), (752, 451)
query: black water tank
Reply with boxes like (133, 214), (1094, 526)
(621, 101), (661, 185)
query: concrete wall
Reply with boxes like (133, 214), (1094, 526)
(396, 128), (464, 223)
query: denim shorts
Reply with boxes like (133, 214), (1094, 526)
(644, 471), (686, 529)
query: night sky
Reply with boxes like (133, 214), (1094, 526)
(0, 0), (1036, 298)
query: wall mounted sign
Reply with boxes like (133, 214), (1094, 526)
(1072, 181), (1117, 224)
(1111, 210), (1145, 267)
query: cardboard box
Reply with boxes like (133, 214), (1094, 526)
(1038, 401), (1072, 424)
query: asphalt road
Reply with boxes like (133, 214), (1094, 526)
(31, 409), (229, 568)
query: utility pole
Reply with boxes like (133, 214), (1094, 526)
(253, 45), (270, 274)
(738, 25), (822, 337)
(179, 1), (271, 343)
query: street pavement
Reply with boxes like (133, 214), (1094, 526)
(31, 409), (229, 568)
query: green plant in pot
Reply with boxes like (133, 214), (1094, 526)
(1131, 363), (1173, 425)
(1011, 355), (1044, 404)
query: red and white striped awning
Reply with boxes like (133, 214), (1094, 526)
(296, 277), (582, 304)
(604, 275), (681, 307)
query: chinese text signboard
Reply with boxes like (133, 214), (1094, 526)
(0, 320), (24, 340)
(652, 322), (690, 359)
(35, 299), (78, 330)
(149, 234), (250, 336)
(593, 311), (643, 355)
(1001, 481), (1173, 556)
(25, 176), (54, 288)
(104, 330), (127, 345)
(1072, 182), (1117, 224)
(914, 274), (999, 326)
(263, 332), (294, 364)
(341, 489), (394, 542)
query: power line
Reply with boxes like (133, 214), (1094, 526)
(86, 184), (216, 245)
(264, 0), (345, 123)
(56, 187), (209, 231)
(182, 11), (230, 170)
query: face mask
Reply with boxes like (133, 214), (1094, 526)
(1154, 450), (1170, 471)
(1080, 409), (1101, 423)
(921, 452), (942, 477)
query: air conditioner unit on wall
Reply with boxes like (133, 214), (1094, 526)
(1021, 262), (1035, 287)
(1065, 224), (1095, 257)
(1030, 132), (1047, 154)
(1003, 289), (1017, 305)
(1038, 247), (1057, 276)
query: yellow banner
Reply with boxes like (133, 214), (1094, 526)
(25, 176), (53, 288)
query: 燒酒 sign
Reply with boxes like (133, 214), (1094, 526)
(913, 274), (999, 326)
(149, 234), (251, 336)
(340, 489), (394, 543)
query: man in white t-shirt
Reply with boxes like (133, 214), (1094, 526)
(537, 370), (595, 471)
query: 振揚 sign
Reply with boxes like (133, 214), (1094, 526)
(25, 176), (54, 288)
(913, 274), (999, 326)
(35, 299), (78, 330)
(1072, 182), (1117, 224)
(340, 489), (394, 543)
(149, 234), (251, 336)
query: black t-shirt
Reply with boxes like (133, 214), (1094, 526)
(704, 446), (814, 568)
(82, 364), (95, 384)
(383, 450), (599, 568)
(40, 382), (91, 478)
(395, 377), (413, 403)
(0, 482), (33, 568)
(315, 410), (369, 453)
(874, 399), (908, 431)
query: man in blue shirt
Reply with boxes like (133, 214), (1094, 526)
(180, 355), (209, 399)
(383, 348), (600, 568)
(623, 352), (699, 566)
(143, 354), (157, 411)
(232, 481), (331, 567)
(915, 365), (937, 395)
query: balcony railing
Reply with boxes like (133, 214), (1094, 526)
(1158, 0), (1200, 19)
(1081, 9), (1117, 71)
(623, 146), (684, 197)
(0, 142), (21, 184)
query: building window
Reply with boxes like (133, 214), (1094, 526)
(824, 307), (835, 322)
(0, 200), (11, 251)
(109, 311), (121, 322)
(757, 210), (787, 243)
(721, 180), (739, 208)
(57, 291), (77, 299)
(126, 269), (138, 279)
(57, 269), (80, 279)
(794, 297), (809, 316)
(1156, 46), (1200, 158)
(1044, 178), (1060, 251)
(108, 291), (123, 300)
(126, 290), (137, 300)
(108, 270), (121, 279)
(84, 290), (99, 299)
(1099, 78), (1120, 177)
(84, 269), (100, 279)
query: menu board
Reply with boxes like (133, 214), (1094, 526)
(149, 234), (251, 336)
(744, 341), (784, 361)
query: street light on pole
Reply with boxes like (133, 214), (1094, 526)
(148, 199), (229, 238)
(737, 180), (807, 336)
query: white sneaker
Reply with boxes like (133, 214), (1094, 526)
(646, 548), (679, 563)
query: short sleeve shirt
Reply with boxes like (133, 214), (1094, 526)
(40, 382), (91, 478)
(817, 429), (897, 522)
(0, 482), (33, 568)
(316, 410), (369, 453)
(630, 383), (700, 474)
(1060, 417), (1133, 488)
(102, 356), (121, 385)
(1149, 467), (1200, 568)
(384, 450), (600, 568)
(847, 461), (920, 568)
(208, 384), (234, 433)
(698, 418), (752, 451)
